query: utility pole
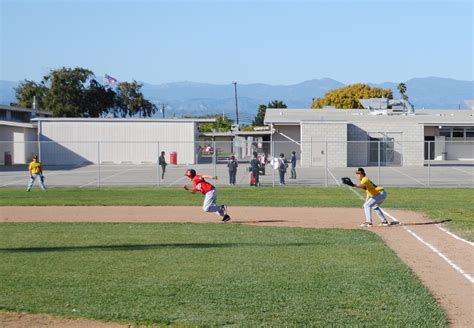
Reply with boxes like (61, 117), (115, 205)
(159, 103), (167, 118)
(232, 81), (239, 125)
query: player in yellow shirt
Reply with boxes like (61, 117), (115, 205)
(354, 167), (395, 227)
(27, 154), (46, 192)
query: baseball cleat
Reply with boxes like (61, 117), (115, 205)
(360, 222), (372, 227)
(379, 221), (390, 227)
(222, 214), (231, 223)
(220, 205), (227, 215)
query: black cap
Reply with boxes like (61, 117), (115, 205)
(356, 168), (365, 175)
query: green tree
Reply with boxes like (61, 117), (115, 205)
(252, 100), (287, 126)
(83, 79), (117, 117)
(114, 81), (157, 118)
(189, 114), (233, 132)
(397, 82), (409, 101)
(252, 105), (268, 126)
(42, 67), (95, 117)
(15, 67), (157, 118)
(14, 80), (48, 109)
(311, 84), (393, 109)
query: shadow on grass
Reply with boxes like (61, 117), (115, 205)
(0, 242), (318, 253)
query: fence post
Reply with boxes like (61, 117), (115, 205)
(377, 141), (381, 185)
(213, 140), (217, 178)
(325, 141), (328, 187)
(97, 141), (101, 188)
(157, 142), (160, 187)
(272, 139), (275, 187)
(427, 140), (431, 187)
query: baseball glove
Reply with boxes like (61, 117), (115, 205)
(341, 177), (355, 187)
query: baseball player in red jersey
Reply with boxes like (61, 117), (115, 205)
(183, 169), (231, 223)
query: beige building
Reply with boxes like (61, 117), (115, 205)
(265, 107), (474, 167)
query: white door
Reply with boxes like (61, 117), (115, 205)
(13, 132), (26, 164)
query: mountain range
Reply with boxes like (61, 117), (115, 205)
(1, 77), (472, 124)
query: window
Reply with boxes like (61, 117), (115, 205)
(439, 127), (451, 138)
(452, 128), (464, 139)
(466, 128), (474, 139)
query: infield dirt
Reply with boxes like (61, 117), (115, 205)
(1, 206), (472, 327)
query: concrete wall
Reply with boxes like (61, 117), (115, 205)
(301, 122), (347, 167)
(0, 124), (37, 164)
(347, 121), (425, 166)
(272, 125), (301, 160)
(38, 121), (198, 165)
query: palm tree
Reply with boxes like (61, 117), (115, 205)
(397, 83), (408, 101)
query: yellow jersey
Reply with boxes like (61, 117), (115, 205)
(29, 161), (43, 174)
(360, 176), (384, 197)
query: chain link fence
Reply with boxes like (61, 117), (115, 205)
(1, 140), (472, 188)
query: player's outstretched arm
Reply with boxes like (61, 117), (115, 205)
(183, 185), (196, 194)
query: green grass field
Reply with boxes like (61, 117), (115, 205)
(1, 186), (471, 326)
(1, 187), (473, 240)
(0, 223), (447, 326)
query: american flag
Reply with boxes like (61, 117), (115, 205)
(104, 74), (118, 84)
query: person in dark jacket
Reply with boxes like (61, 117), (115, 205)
(290, 151), (297, 179)
(227, 155), (238, 185)
(158, 151), (167, 180)
(250, 151), (261, 186)
(278, 153), (288, 185)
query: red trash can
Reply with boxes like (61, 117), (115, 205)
(170, 152), (177, 165)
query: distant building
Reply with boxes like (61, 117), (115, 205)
(264, 107), (474, 167)
(31, 117), (215, 165)
(0, 105), (52, 164)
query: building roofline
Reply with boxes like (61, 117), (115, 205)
(0, 105), (52, 116)
(0, 120), (35, 128)
(31, 117), (216, 123)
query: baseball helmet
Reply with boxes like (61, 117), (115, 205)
(185, 169), (196, 178)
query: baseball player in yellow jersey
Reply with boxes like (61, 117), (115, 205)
(354, 167), (397, 227)
(27, 154), (46, 192)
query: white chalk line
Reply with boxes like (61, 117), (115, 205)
(167, 176), (187, 187)
(388, 167), (426, 186)
(380, 209), (473, 284)
(346, 186), (473, 284)
(451, 166), (474, 176)
(436, 225), (474, 247)
(403, 226), (474, 284)
(326, 168), (341, 186)
(79, 167), (138, 188)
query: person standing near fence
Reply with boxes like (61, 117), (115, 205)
(290, 151), (297, 179)
(183, 169), (231, 223)
(26, 154), (46, 192)
(158, 151), (167, 180)
(354, 168), (397, 227)
(250, 151), (261, 186)
(227, 155), (238, 185)
(278, 153), (288, 185)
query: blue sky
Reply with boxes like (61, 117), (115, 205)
(1, 0), (472, 85)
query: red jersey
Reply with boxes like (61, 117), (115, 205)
(192, 175), (215, 195)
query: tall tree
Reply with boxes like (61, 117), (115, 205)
(114, 81), (157, 118)
(83, 79), (117, 117)
(42, 67), (95, 117)
(15, 67), (157, 118)
(252, 100), (287, 126)
(252, 105), (268, 126)
(14, 80), (48, 109)
(397, 82), (409, 101)
(311, 84), (393, 109)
